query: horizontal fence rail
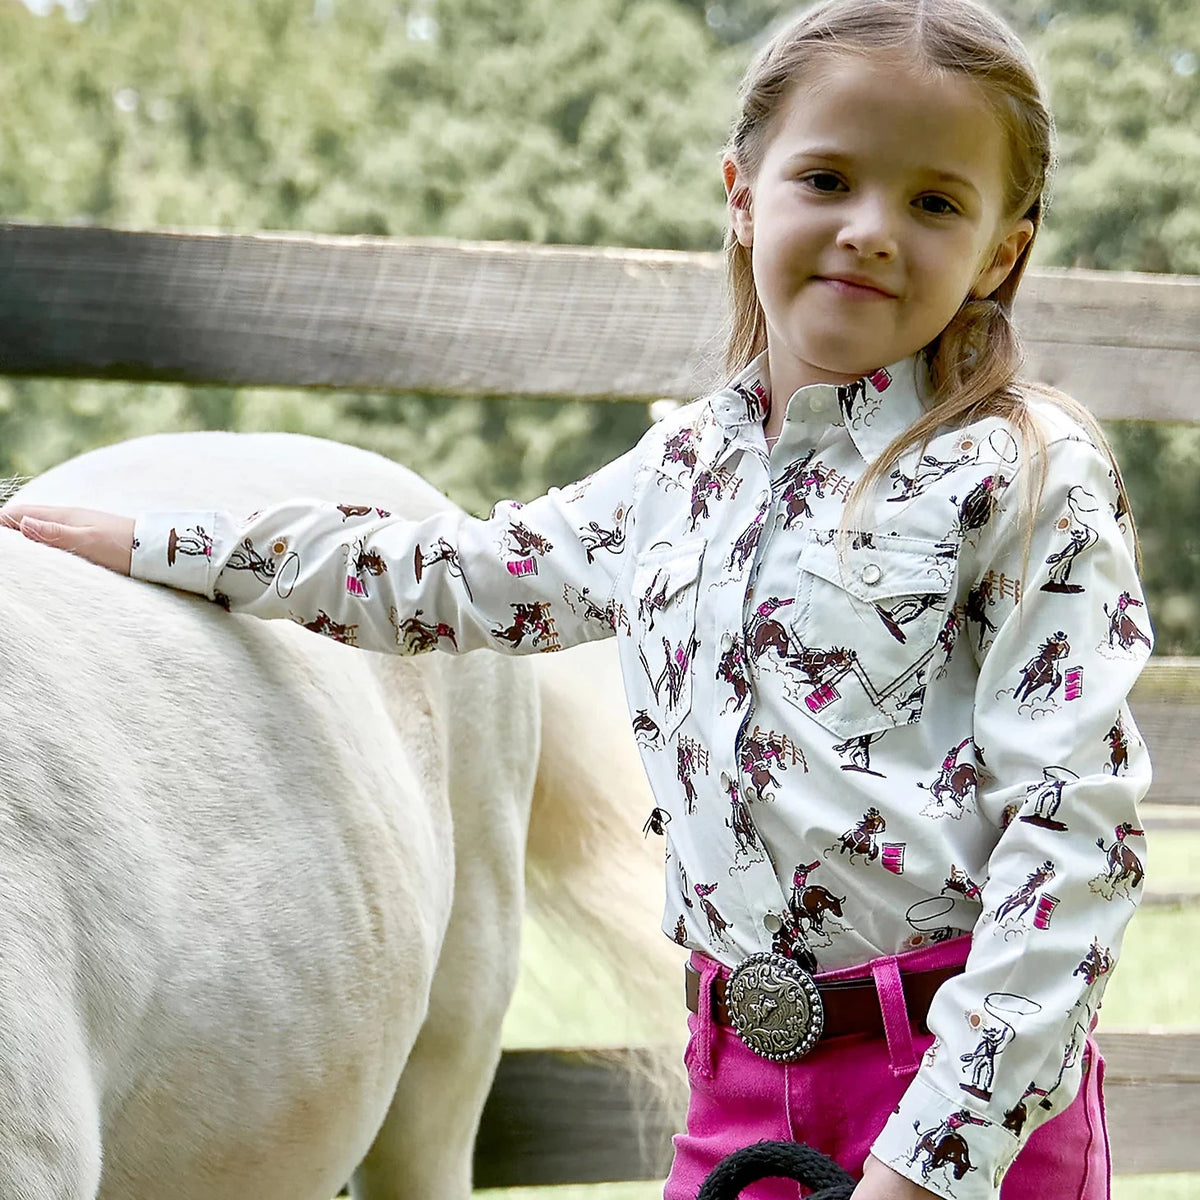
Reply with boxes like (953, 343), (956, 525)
(1, 224), (1199, 419)
(474, 1033), (1200, 1186)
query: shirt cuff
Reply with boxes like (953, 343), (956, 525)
(871, 1072), (1020, 1200)
(130, 511), (219, 597)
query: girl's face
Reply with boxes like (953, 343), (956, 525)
(724, 52), (1034, 399)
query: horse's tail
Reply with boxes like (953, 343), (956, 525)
(524, 640), (686, 1109)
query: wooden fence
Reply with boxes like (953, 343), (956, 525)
(1, 223), (1197, 1186)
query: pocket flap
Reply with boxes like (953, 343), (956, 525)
(801, 535), (956, 603)
(633, 540), (706, 607)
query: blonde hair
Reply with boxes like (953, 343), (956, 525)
(723, 0), (1136, 570)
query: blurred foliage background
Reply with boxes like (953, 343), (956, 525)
(1, 0), (1197, 649)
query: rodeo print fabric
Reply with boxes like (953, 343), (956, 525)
(131, 353), (1151, 1200)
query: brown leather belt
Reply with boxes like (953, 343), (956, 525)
(686, 960), (962, 1042)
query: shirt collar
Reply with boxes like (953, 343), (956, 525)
(711, 351), (933, 466)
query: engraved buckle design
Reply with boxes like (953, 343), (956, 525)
(726, 952), (825, 1063)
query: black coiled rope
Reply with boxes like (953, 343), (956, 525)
(697, 1140), (858, 1200)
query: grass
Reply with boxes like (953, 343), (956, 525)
(478, 832), (1200, 1199)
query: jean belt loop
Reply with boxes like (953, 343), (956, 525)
(871, 956), (920, 1078)
(697, 958), (718, 1080)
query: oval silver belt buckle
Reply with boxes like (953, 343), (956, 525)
(726, 952), (825, 1063)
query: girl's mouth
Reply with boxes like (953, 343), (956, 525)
(817, 275), (898, 300)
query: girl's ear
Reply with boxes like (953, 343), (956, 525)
(973, 217), (1035, 299)
(723, 154), (755, 248)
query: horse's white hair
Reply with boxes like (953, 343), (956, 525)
(1, 431), (681, 1200)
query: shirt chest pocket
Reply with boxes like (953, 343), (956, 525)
(629, 540), (706, 742)
(785, 535), (957, 737)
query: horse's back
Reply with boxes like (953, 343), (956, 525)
(2, 433), (538, 1199)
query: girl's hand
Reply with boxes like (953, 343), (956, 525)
(0, 505), (135, 576)
(851, 1155), (940, 1200)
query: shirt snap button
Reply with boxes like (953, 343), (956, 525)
(756, 490), (770, 508)
(720, 631), (734, 652)
(763, 912), (783, 933)
(719, 771), (731, 790)
(808, 392), (829, 415)
(860, 563), (883, 585)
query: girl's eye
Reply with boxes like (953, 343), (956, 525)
(801, 172), (845, 193)
(916, 194), (960, 216)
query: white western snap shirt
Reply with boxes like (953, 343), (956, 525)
(131, 353), (1151, 1200)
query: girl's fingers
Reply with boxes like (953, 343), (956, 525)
(0, 504), (98, 529)
(1, 506), (135, 576)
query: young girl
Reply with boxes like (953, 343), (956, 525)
(2, 2), (1152, 1198)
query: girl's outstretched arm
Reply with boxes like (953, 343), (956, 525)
(0, 506), (134, 575)
(1, 440), (644, 659)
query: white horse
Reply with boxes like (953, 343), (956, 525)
(2, 431), (676, 1200)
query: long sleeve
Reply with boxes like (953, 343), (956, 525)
(129, 442), (643, 657)
(872, 430), (1152, 1198)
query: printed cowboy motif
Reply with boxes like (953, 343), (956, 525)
(688, 464), (742, 531)
(830, 807), (887, 864)
(579, 506), (628, 562)
(1102, 592), (1152, 655)
(389, 607), (458, 653)
(1006, 630), (1070, 708)
(694, 881), (732, 946)
(299, 610), (357, 645)
(1089, 822), (1145, 901)
(907, 1110), (989, 1190)
(774, 451), (829, 528)
(642, 805), (671, 837)
(500, 518), (553, 577)
(128, 349), (1153, 1193)
(738, 725), (807, 802)
(1018, 766), (1079, 832)
(747, 596), (794, 661)
(1073, 937), (1114, 1017)
(959, 992), (1042, 1101)
(1034, 1018), (1090, 1112)
(561, 583), (624, 633)
(728, 509), (765, 572)
(1041, 486), (1100, 593)
(677, 736), (710, 815)
(413, 537), (473, 601)
(490, 602), (560, 651)
(950, 473), (1010, 540)
(166, 524), (213, 566)
(663, 427), (699, 473)
(918, 737), (979, 819)
(832, 731), (888, 776)
(992, 861), (1058, 937)
(225, 536), (283, 586)
(631, 708), (664, 749)
(717, 634), (751, 713)
(637, 567), (672, 631)
(336, 503), (392, 521)
(345, 540), (388, 598)
(942, 866), (983, 905)
(639, 632), (699, 722)
(1105, 714), (1131, 774)
(726, 779), (764, 869)
(787, 859), (847, 949)
(935, 606), (961, 675)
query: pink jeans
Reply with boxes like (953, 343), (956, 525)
(665, 937), (1110, 1200)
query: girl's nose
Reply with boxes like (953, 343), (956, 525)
(835, 198), (899, 259)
